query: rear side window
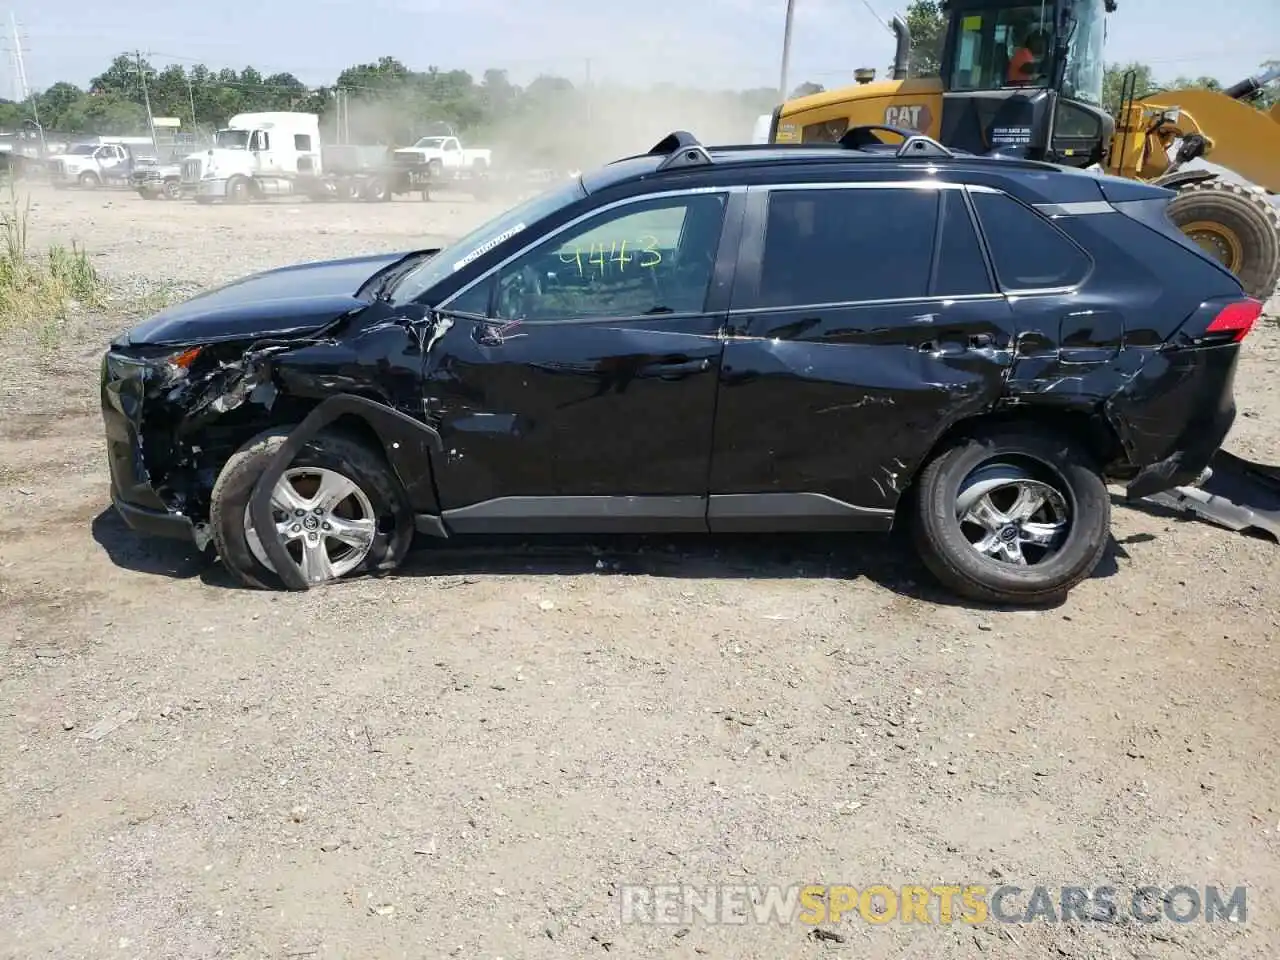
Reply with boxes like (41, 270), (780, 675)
(970, 190), (1091, 290)
(933, 190), (994, 296)
(754, 187), (939, 306)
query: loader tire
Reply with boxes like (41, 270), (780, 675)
(1166, 179), (1280, 300)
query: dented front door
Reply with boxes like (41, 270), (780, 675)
(422, 189), (741, 528)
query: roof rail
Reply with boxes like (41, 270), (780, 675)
(838, 124), (954, 159)
(650, 130), (714, 171)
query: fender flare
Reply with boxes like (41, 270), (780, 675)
(248, 393), (443, 591)
(1150, 169), (1219, 191)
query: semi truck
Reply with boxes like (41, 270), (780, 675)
(182, 112), (495, 203)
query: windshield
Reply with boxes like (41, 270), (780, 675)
(390, 178), (588, 306)
(947, 1), (1055, 92)
(413, 137), (448, 149)
(214, 129), (251, 150)
(68, 144), (97, 156)
(1062, 0), (1106, 105)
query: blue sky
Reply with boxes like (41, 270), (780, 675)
(10, 0), (1278, 98)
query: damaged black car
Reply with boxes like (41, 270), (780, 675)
(101, 129), (1262, 603)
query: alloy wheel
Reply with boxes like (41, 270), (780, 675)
(954, 461), (1071, 566)
(245, 467), (377, 583)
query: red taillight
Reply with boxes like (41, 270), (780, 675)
(1204, 298), (1263, 342)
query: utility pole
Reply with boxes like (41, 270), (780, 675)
(10, 12), (30, 102)
(9, 14), (43, 153)
(778, 0), (797, 101)
(133, 50), (159, 153)
(185, 73), (198, 131)
(584, 58), (592, 124)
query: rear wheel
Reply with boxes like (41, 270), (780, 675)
(911, 427), (1110, 605)
(362, 176), (390, 202)
(1167, 179), (1280, 300)
(210, 428), (412, 589)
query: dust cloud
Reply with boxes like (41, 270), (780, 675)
(307, 9), (787, 175)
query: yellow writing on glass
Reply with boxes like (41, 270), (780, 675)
(558, 237), (661, 276)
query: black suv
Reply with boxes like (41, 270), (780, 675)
(101, 128), (1263, 603)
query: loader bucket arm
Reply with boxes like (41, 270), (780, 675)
(1136, 87), (1280, 192)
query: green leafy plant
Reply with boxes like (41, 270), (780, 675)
(0, 182), (105, 333)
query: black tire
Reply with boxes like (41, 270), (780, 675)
(79, 172), (100, 189)
(910, 426), (1110, 605)
(209, 427), (412, 590)
(162, 179), (181, 200)
(1166, 179), (1280, 300)
(362, 176), (390, 202)
(427, 159), (443, 179)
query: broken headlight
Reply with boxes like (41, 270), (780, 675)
(105, 345), (204, 384)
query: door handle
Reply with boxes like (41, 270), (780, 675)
(645, 357), (711, 379)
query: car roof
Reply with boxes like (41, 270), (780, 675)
(580, 129), (1112, 197)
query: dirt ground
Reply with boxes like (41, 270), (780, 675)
(2, 183), (1279, 960)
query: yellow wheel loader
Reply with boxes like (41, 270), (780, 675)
(770, 0), (1280, 540)
(770, 0), (1279, 299)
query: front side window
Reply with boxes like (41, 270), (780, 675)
(751, 187), (940, 307)
(948, 3), (1055, 92)
(476, 194), (728, 322)
(391, 178), (589, 306)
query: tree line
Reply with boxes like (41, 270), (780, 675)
(2, 0), (1273, 165)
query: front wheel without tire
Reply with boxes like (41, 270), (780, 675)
(209, 428), (412, 589)
(1167, 178), (1280, 300)
(911, 427), (1110, 605)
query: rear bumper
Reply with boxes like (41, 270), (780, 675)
(1110, 343), (1239, 499)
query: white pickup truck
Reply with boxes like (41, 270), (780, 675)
(392, 136), (492, 176)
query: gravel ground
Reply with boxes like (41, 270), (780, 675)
(2, 183), (1279, 960)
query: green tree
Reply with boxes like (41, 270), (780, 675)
(89, 54), (146, 97)
(1256, 60), (1278, 109)
(1101, 61), (1156, 115)
(903, 0), (945, 79)
(1170, 75), (1222, 92)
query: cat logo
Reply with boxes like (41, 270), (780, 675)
(884, 104), (933, 132)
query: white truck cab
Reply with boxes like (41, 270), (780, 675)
(393, 135), (491, 173)
(193, 112), (322, 201)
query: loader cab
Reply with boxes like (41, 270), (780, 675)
(938, 0), (1115, 167)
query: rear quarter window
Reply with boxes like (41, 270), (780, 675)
(970, 189), (1092, 290)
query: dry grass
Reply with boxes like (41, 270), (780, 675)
(0, 184), (106, 338)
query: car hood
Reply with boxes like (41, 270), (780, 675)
(121, 250), (436, 347)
